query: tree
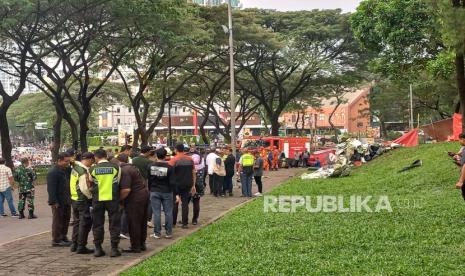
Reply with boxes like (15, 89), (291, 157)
(236, 9), (363, 135)
(350, 0), (460, 128)
(0, 0), (73, 166)
(113, 0), (208, 147)
(432, 0), (465, 130)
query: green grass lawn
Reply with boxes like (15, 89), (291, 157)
(125, 142), (465, 275)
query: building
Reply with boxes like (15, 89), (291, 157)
(279, 87), (371, 135)
(190, 0), (241, 7)
(98, 87), (372, 139)
(98, 103), (264, 137)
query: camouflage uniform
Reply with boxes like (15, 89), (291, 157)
(14, 165), (37, 212)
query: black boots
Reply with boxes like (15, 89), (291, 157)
(19, 210), (25, 219)
(70, 242), (78, 252)
(76, 246), (94, 254)
(110, 243), (121, 257)
(28, 210), (37, 219)
(93, 243), (120, 257)
(94, 244), (105, 257)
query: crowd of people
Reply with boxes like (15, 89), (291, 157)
(0, 142), (271, 257)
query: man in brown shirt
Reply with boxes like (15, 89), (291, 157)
(117, 154), (149, 253)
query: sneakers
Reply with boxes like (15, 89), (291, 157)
(152, 234), (161, 239)
(11, 214), (19, 218)
(254, 192), (262, 197)
(165, 234), (173, 239)
(181, 225), (188, 229)
(192, 220), (198, 225)
(119, 233), (130, 240)
(0, 214), (7, 217)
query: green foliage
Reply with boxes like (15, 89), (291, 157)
(87, 136), (102, 147)
(125, 142), (465, 275)
(351, 0), (441, 79)
(386, 130), (403, 140)
(432, 0), (465, 52)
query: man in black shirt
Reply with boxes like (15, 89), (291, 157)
(224, 148), (235, 196)
(47, 152), (72, 247)
(148, 148), (175, 239)
(118, 154), (149, 253)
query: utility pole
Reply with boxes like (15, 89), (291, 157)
(228, 0), (236, 158)
(409, 84), (414, 129)
(168, 100), (173, 147)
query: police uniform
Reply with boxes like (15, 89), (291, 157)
(240, 153), (255, 197)
(90, 160), (121, 255)
(14, 165), (37, 218)
(70, 161), (93, 252)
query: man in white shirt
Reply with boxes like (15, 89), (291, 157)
(205, 148), (219, 194)
(0, 158), (19, 217)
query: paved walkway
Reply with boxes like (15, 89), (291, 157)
(0, 169), (303, 276)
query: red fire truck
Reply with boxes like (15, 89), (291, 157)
(241, 136), (311, 159)
(241, 136), (336, 167)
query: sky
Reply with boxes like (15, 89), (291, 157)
(241, 0), (362, 12)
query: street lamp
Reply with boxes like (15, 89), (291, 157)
(222, 0), (237, 157)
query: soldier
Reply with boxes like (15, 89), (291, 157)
(14, 158), (37, 219)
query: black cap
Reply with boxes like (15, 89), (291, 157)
(66, 148), (77, 156)
(81, 152), (95, 160)
(141, 146), (153, 154)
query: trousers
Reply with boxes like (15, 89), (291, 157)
(71, 200), (92, 247)
(92, 200), (121, 246)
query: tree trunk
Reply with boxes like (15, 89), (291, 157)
(300, 112), (306, 135)
(380, 118), (388, 138)
(139, 128), (149, 147)
(294, 111), (300, 136)
(455, 101), (461, 114)
(79, 115), (89, 153)
(132, 128), (140, 148)
(199, 125), (209, 144)
(0, 107), (14, 168)
(270, 117), (280, 136)
(52, 105), (63, 162)
(329, 103), (341, 141)
(62, 112), (78, 150)
(456, 53), (465, 132)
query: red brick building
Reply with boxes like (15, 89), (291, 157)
(280, 87), (371, 134)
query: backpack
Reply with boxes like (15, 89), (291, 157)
(195, 169), (205, 196)
(172, 157), (194, 191)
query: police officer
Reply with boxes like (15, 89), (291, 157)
(89, 149), (121, 258)
(239, 149), (255, 197)
(14, 158), (37, 219)
(70, 152), (95, 254)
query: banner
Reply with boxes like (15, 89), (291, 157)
(451, 113), (462, 141)
(393, 128), (418, 147)
(193, 111), (199, 136)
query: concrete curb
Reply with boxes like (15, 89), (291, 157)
(0, 231), (50, 247)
